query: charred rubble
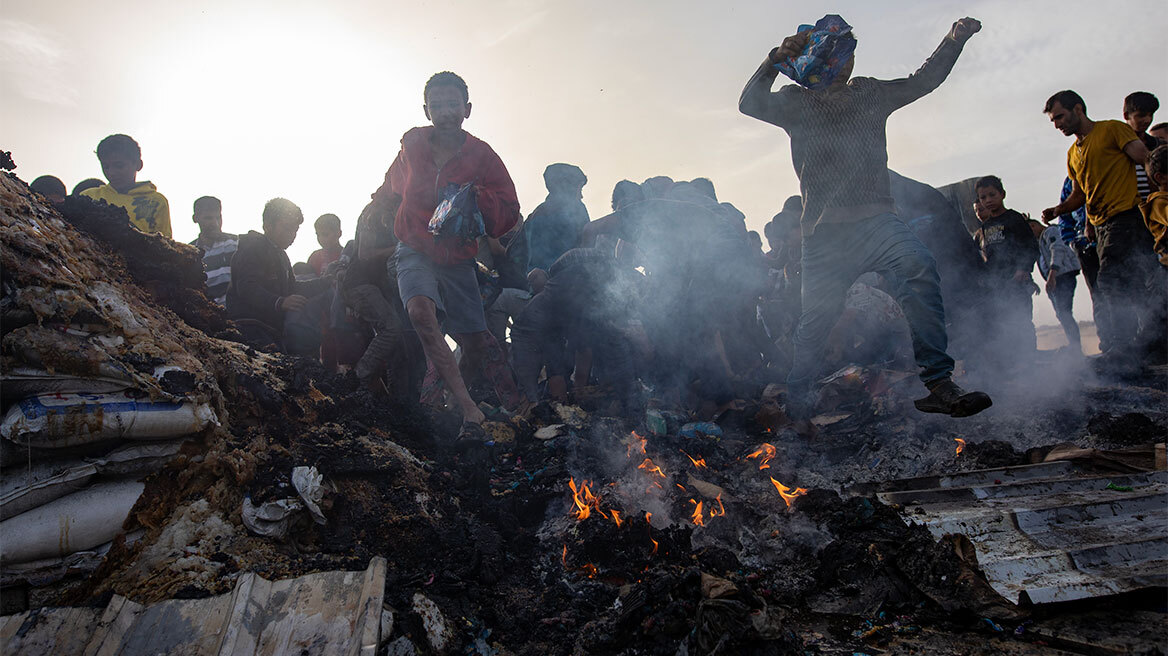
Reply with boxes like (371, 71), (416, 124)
(1, 171), (1165, 655)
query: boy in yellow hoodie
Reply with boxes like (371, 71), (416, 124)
(1142, 144), (1168, 267)
(81, 134), (172, 238)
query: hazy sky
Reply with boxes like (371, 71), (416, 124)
(2, 0), (1165, 326)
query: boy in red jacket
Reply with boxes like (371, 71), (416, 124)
(370, 71), (520, 429)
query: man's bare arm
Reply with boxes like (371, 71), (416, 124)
(881, 17), (980, 112)
(1123, 138), (1149, 166)
(1041, 178), (1086, 224)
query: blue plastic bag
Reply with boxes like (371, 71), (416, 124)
(429, 182), (486, 244)
(774, 14), (856, 90)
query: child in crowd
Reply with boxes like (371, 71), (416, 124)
(1029, 219), (1082, 353)
(1124, 92), (1162, 200)
(308, 213), (343, 275)
(975, 176), (1039, 359)
(81, 134), (171, 237)
(29, 175), (66, 207)
(189, 196), (238, 305)
(1142, 144), (1168, 267)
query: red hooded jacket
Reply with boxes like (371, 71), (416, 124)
(373, 126), (520, 265)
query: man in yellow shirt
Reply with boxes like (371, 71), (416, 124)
(81, 134), (171, 238)
(1041, 90), (1159, 367)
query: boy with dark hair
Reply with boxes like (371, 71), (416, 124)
(71, 178), (104, 196)
(1029, 219), (1081, 352)
(190, 196), (238, 305)
(1041, 89), (1156, 367)
(226, 198), (331, 356)
(1142, 144), (1168, 267)
(1151, 123), (1168, 143)
(81, 134), (171, 237)
(740, 16), (991, 425)
(30, 175), (66, 206)
(308, 213), (344, 275)
(1124, 91), (1161, 199)
(369, 71), (521, 429)
(526, 163), (589, 272)
(976, 175), (1039, 357)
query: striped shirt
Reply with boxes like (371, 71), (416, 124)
(191, 233), (239, 304)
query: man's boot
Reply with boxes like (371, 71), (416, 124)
(914, 378), (992, 417)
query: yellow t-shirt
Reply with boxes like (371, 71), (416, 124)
(1067, 120), (1140, 226)
(81, 181), (172, 238)
(1140, 190), (1168, 267)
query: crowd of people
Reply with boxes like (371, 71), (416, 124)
(27, 16), (1167, 441)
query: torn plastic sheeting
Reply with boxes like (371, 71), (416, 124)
(0, 479), (144, 563)
(240, 496), (303, 538)
(292, 465), (328, 525)
(1, 392), (217, 447)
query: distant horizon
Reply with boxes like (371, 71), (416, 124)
(3, 0), (1164, 329)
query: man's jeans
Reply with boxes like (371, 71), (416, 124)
(787, 213), (954, 416)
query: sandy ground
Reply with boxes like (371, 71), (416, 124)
(1036, 322), (1101, 355)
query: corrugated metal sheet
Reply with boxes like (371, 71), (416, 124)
(859, 462), (1168, 605)
(0, 557), (386, 655)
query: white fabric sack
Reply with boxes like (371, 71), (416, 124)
(0, 480), (144, 564)
(1, 392), (216, 447)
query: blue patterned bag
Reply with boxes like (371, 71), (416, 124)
(429, 182), (486, 245)
(773, 14), (856, 90)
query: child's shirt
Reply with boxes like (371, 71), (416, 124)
(372, 126), (520, 265)
(978, 209), (1037, 279)
(307, 246), (342, 276)
(1035, 225), (1080, 279)
(82, 181), (172, 238)
(1140, 190), (1168, 267)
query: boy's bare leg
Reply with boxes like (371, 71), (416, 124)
(406, 295), (485, 424)
(455, 330), (522, 410)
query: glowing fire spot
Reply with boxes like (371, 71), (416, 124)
(581, 563), (598, 578)
(746, 443), (777, 470)
(645, 512), (652, 524)
(611, 509), (623, 528)
(770, 477), (807, 508)
(954, 438), (966, 456)
(638, 458), (666, 478)
(561, 544), (567, 567)
(689, 498), (705, 527)
(680, 449), (707, 468)
(627, 431), (648, 458)
(710, 494), (726, 517)
(568, 477), (608, 521)
(650, 538), (659, 555)
(675, 483), (686, 491)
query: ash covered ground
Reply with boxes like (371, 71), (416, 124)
(2, 170), (1166, 655)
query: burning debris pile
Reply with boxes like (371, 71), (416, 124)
(2, 171), (1166, 655)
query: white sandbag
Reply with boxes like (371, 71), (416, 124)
(0, 439), (186, 519)
(0, 461), (98, 520)
(1, 392), (217, 447)
(93, 439), (188, 476)
(0, 479), (144, 564)
(0, 530), (144, 587)
(0, 437), (116, 469)
(1, 367), (130, 400)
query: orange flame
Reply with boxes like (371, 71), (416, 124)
(689, 498), (706, 527)
(627, 431), (648, 458)
(747, 443), (777, 470)
(650, 537), (659, 555)
(568, 477), (608, 521)
(581, 563), (598, 578)
(675, 483), (687, 491)
(645, 512), (652, 525)
(710, 494), (726, 517)
(561, 544), (567, 567)
(769, 477), (807, 508)
(611, 509), (623, 528)
(680, 449), (707, 468)
(638, 457), (666, 478)
(954, 438), (966, 456)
